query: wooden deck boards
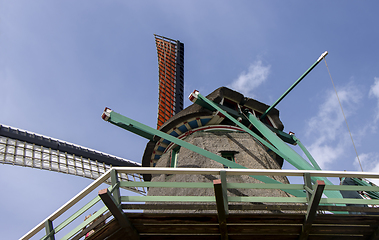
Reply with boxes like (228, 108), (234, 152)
(83, 212), (379, 240)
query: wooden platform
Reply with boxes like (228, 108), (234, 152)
(83, 212), (379, 240)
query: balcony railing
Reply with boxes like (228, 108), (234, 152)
(21, 167), (379, 240)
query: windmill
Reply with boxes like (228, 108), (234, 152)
(17, 36), (379, 240)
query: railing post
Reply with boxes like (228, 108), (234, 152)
(44, 219), (55, 240)
(303, 172), (313, 201)
(111, 169), (121, 205)
(214, 170), (229, 240)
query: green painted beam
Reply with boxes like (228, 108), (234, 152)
(193, 93), (342, 199)
(243, 110), (343, 199)
(320, 198), (379, 205)
(293, 135), (322, 170)
(104, 108), (306, 197)
(61, 206), (108, 240)
(53, 195), (102, 234)
(260, 51), (328, 120)
(122, 196), (216, 202)
(121, 181), (304, 190)
(121, 195), (309, 203)
(123, 195), (379, 205)
(121, 181), (214, 188)
(325, 185), (379, 191)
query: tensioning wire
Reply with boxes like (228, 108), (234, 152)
(323, 57), (363, 172)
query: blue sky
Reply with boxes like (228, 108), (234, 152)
(2, 1), (379, 239)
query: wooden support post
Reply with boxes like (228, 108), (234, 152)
(98, 188), (139, 240)
(214, 174), (229, 240)
(44, 220), (55, 240)
(110, 169), (121, 205)
(299, 180), (325, 240)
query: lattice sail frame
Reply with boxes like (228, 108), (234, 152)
(155, 34), (184, 129)
(0, 126), (146, 195)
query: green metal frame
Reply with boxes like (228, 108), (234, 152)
(104, 108), (306, 197)
(260, 51), (328, 120)
(193, 92), (343, 199)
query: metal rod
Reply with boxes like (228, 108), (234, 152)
(260, 51), (328, 120)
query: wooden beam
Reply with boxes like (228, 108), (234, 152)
(214, 179), (229, 240)
(299, 180), (325, 240)
(98, 188), (139, 240)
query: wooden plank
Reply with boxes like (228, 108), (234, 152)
(313, 215), (379, 225)
(310, 225), (375, 234)
(98, 188), (139, 240)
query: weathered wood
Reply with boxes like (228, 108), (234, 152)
(98, 188), (139, 240)
(299, 180), (325, 240)
(214, 178), (229, 240)
(79, 210), (379, 240)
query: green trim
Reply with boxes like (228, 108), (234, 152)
(320, 198), (379, 205)
(122, 196), (216, 202)
(325, 185), (379, 192)
(171, 147), (180, 168)
(60, 206), (108, 240)
(243, 110), (342, 199)
(120, 181), (214, 188)
(120, 181), (304, 190)
(293, 136), (322, 170)
(121, 195), (308, 203)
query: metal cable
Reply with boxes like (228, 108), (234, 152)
(323, 58), (364, 171)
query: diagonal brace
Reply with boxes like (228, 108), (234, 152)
(98, 188), (139, 239)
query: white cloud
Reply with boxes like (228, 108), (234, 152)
(227, 60), (270, 97)
(369, 77), (379, 122)
(305, 84), (362, 169)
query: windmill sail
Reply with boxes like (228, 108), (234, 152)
(155, 34), (184, 129)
